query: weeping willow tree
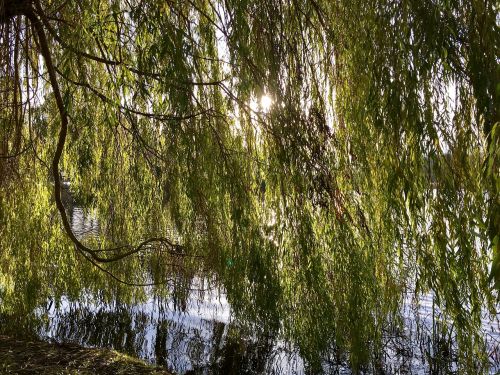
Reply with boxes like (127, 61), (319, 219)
(0, 0), (498, 372)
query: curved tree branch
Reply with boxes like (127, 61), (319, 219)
(25, 3), (187, 264)
(35, 1), (227, 87)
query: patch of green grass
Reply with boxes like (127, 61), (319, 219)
(0, 336), (172, 374)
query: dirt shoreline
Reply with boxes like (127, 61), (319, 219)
(0, 335), (173, 374)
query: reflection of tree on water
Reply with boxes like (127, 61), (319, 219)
(27, 287), (277, 374)
(155, 320), (170, 367)
(210, 325), (274, 375)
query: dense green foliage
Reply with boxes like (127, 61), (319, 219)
(0, 0), (498, 372)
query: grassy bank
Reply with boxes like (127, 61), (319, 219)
(0, 336), (172, 374)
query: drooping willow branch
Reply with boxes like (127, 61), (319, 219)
(35, 2), (229, 88)
(24, 4), (189, 264)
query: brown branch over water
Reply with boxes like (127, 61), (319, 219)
(24, 2), (189, 265)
